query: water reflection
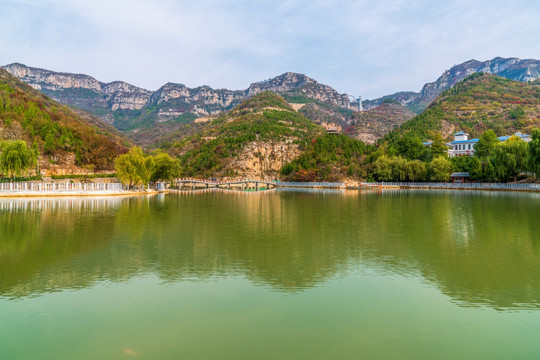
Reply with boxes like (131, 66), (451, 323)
(1, 190), (539, 310)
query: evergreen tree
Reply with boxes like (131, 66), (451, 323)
(474, 130), (499, 158)
(429, 133), (448, 158)
(44, 133), (56, 154)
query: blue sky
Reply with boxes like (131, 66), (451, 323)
(1, 0), (539, 98)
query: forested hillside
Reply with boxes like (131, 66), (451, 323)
(280, 134), (370, 181)
(384, 73), (540, 144)
(171, 92), (323, 179)
(0, 69), (129, 174)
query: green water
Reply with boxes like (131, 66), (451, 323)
(1, 189), (540, 359)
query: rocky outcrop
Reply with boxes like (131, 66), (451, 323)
(228, 140), (302, 180)
(248, 72), (355, 110)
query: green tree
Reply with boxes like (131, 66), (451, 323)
(373, 155), (393, 181)
(492, 136), (528, 182)
(429, 133), (448, 158)
(44, 133), (56, 154)
(115, 147), (155, 189)
(509, 106), (525, 120)
(151, 151), (181, 183)
(528, 129), (540, 178)
(429, 156), (453, 181)
(0, 140), (37, 179)
(406, 160), (427, 181)
(474, 129), (499, 158)
(395, 136), (428, 161)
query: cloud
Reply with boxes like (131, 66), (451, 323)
(1, 0), (539, 98)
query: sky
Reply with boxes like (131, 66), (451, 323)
(1, 0), (539, 99)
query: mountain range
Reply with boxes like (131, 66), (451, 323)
(2, 64), (356, 130)
(2, 57), (539, 146)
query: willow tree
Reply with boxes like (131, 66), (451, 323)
(0, 140), (37, 179)
(528, 129), (540, 178)
(428, 156), (453, 182)
(492, 136), (528, 182)
(115, 147), (155, 189)
(151, 151), (181, 183)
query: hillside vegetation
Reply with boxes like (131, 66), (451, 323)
(384, 73), (540, 144)
(171, 92), (323, 179)
(0, 69), (128, 174)
(347, 100), (416, 144)
(280, 134), (370, 181)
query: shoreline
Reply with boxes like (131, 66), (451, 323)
(356, 184), (540, 193)
(1, 184), (539, 197)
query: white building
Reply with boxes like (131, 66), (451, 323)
(424, 131), (532, 157)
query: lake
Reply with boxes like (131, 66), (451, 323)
(1, 189), (540, 359)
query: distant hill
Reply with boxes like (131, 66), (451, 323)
(2, 64), (356, 142)
(172, 92), (323, 179)
(0, 69), (129, 174)
(365, 57), (540, 113)
(383, 73), (540, 143)
(345, 100), (416, 144)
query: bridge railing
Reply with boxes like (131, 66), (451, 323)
(361, 182), (540, 190)
(0, 182), (124, 192)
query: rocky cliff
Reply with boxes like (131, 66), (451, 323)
(366, 57), (540, 113)
(2, 63), (152, 126)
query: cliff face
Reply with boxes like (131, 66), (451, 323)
(248, 72), (355, 110)
(2, 63), (152, 126)
(2, 64), (355, 135)
(366, 57), (540, 113)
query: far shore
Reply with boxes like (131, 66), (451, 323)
(1, 180), (540, 198)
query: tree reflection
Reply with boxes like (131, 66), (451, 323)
(1, 190), (539, 310)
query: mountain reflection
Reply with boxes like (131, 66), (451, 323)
(1, 190), (539, 310)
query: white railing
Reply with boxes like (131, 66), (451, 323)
(0, 182), (124, 192)
(361, 182), (540, 190)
